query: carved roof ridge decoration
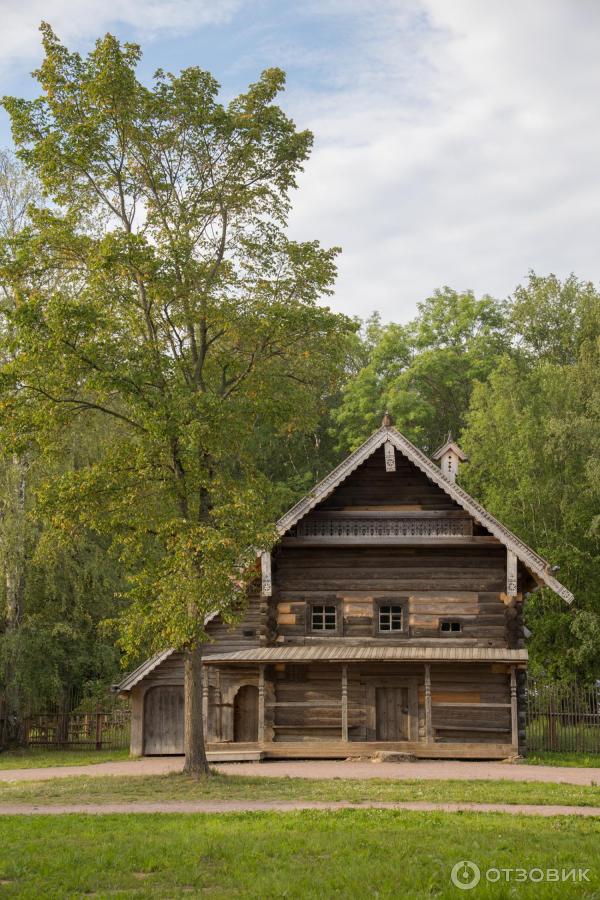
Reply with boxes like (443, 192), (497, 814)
(275, 425), (574, 605)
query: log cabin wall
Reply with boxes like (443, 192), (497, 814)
(225, 661), (513, 746)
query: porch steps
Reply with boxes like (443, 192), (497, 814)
(206, 749), (266, 763)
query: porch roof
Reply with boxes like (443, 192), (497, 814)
(203, 645), (528, 664)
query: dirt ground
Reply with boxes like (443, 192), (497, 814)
(1, 757), (600, 785)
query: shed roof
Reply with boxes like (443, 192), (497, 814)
(203, 645), (528, 664)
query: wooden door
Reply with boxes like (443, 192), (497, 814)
(234, 685), (259, 743)
(143, 685), (184, 755)
(375, 687), (409, 741)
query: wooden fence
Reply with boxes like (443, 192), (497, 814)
(22, 709), (130, 750)
(526, 678), (600, 754)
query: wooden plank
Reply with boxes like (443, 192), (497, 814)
(507, 549), (518, 596)
(425, 664), (433, 743)
(384, 441), (396, 472)
(258, 665), (265, 743)
(341, 665), (348, 741)
(206, 739), (516, 760)
(261, 551), (272, 597)
(510, 665), (518, 751)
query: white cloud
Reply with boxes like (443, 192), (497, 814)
(286, 0), (600, 321)
(0, 0), (239, 70)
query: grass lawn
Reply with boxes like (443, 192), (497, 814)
(0, 748), (130, 770)
(525, 751), (600, 768)
(1, 771), (600, 807)
(0, 810), (598, 898)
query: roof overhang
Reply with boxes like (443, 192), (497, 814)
(203, 645), (528, 664)
(275, 425), (573, 604)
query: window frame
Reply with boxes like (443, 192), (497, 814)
(373, 598), (409, 638)
(439, 619), (462, 636)
(308, 600), (342, 636)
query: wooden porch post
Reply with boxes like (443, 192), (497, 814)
(201, 666), (209, 739)
(510, 666), (519, 753)
(341, 665), (348, 741)
(258, 664), (265, 743)
(424, 664), (433, 743)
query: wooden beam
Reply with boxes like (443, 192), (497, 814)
(258, 664), (265, 742)
(202, 668), (209, 738)
(260, 551), (272, 597)
(507, 549), (518, 597)
(510, 666), (519, 753)
(341, 665), (348, 741)
(424, 664), (433, 743)
(384, 441), (396, 472)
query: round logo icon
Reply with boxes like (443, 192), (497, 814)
(451, 860), (481, 891)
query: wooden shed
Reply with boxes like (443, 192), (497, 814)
(117, 418), (573, 760)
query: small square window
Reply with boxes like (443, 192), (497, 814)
(379, 605), (404, 632)
(440, 621), (462, 634)
(312, 604), (337, 631)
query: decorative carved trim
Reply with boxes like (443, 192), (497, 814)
(507, 549), (518, 597)
(384, 440), (396, 472)
(293, 516), (472, 539)
(261, 551), (272, 597)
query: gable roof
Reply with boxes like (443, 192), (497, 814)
(276, 424), (573, 604)
(114, 611), (219, 693)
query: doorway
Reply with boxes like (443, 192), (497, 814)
(233, 685), (259, 742)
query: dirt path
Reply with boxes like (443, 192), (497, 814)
(1, 757), (600, 785)
(0, 799), (598, 816)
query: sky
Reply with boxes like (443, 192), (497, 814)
(1, 0), (600, 323)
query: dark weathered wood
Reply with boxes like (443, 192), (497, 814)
(234, 685), (259, 743)
(258, 665), (265, 742)
(341, 665), (348, 741)
(144, 685), (184, 755)
(424, 664), (433, 743)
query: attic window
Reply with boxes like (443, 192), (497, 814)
(440, 621), (461, 634)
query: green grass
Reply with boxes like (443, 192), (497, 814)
(525, 751), (600, 768)
(0, 748), (130, 770)
(0, 811), (598, 898)
(1, 771), (600, 807)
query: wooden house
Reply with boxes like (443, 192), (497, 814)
(117, 418), (573, 760)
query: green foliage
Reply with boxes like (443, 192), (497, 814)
(333, 288), (510, 453)
(461, 274), (600, 679)
(0, 26), (355, 665)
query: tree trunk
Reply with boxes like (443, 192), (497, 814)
(2, 454), (27, 747)
(182, 643), (211, 777)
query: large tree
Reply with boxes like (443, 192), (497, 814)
(0, 26), (354, 773)
(462, 274), (600, 680)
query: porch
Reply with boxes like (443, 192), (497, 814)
(202, 645), (527, 761)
